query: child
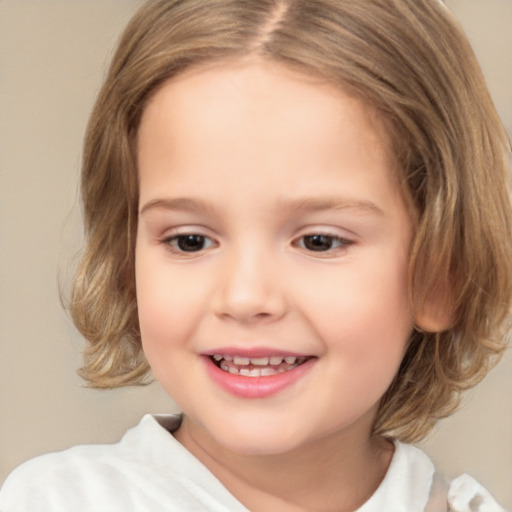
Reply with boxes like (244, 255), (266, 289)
(1, 0), (511, 510)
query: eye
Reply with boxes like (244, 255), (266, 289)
(164, 234), (216, 253)
(296, 234), (353, 252)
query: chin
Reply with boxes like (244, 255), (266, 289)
(208, 419), (313, 456)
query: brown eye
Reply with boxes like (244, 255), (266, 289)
(162, 231), (217, 255)
(302, 234), (336, 251)
(169, 234), (211, 252)
(297, 234), (354, 253)
(176, 235), (206, 251)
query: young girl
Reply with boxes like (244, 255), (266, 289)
(1, 0), (511, 510)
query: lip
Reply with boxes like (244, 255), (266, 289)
(202, 354), (316, 399)
(202, 346), (309, 358)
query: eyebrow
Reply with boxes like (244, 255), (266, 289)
(140, 196), (385, 217)
(282, 197), (385, 217)
(140, 197), (216, 216)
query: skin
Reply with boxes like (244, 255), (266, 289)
(135, 59), (416, 511)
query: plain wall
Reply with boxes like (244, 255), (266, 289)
(0, 0), (511, 507)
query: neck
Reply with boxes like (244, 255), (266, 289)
(174, 415), (394, 512)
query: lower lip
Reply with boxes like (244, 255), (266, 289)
(203, 357), (316, 399)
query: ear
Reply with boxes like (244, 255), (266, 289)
(414, 285), (455, 333)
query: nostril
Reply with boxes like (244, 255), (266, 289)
(212, 262), (288, 323)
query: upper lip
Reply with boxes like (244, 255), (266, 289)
(201, 347), (312, 358)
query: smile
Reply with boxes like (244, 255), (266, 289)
(203, 350), (316, 398)
(211, 354), (309, 377)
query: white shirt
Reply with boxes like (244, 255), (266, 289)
(0, 414), (505, 512)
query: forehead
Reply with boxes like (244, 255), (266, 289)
(137, 58), (395, 179)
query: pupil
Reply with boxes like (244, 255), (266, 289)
(178, 235), (205, 252)
(304, 235), (332, 251)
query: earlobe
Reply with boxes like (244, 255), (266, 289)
(414, 290), (455, 333)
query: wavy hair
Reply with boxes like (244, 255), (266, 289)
(70, 0), (512, 442)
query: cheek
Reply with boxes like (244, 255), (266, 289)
(307, 250), (412, 361)
(136, 273), (200, 399)
(135, 254), (200, 358)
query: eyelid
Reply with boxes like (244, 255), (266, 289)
(292, 225), (357, 241)
(158, 224), (214, 239)
(159, 226), (219, 255)
(295, 234), (354, 248)
(291, 229), (356, 256)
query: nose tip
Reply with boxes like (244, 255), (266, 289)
(213, 253), (287, 324)
(216, 299), (284, 324)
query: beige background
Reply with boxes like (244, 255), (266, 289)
(0, 0), (511, 507)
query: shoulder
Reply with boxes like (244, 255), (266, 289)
(447, 474), (506, 512)
(396, 443), (506, 512)
(0, 436), (130, 511)
(357, 442), (506, 512)
(0, 414), (168, 512)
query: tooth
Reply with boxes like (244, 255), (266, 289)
(251, 357), (269, 366)
(261, 367), (277, 376)
(223, 355), (233, 362)
(220, 362), (229, 372)
(213, 354), (223, 361)
(269, 356), (283, 365)
(228, 367), (239, 375)
(284, 356), (297, 364)
(234, 356), (250, 365)
(240, 368), (262, 377)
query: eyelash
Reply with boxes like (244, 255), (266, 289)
(160, 232), (354, 256)
(293, 234), (354, 254)
(162, 234), (217, 254)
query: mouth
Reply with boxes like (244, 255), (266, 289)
(203, 351), (316, 398)
(210, 354), (311, 377)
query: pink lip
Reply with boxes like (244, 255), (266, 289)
(202, 355), (316, 399)
(203, 346), (309, 358)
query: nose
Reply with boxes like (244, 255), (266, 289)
(213, 245), (288, 324)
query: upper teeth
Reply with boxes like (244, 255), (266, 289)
(213, 354), (299, 366)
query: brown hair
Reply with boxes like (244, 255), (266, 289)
(71, 0), (512, 442)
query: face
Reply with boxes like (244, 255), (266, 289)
(136, 60), (413, 456)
